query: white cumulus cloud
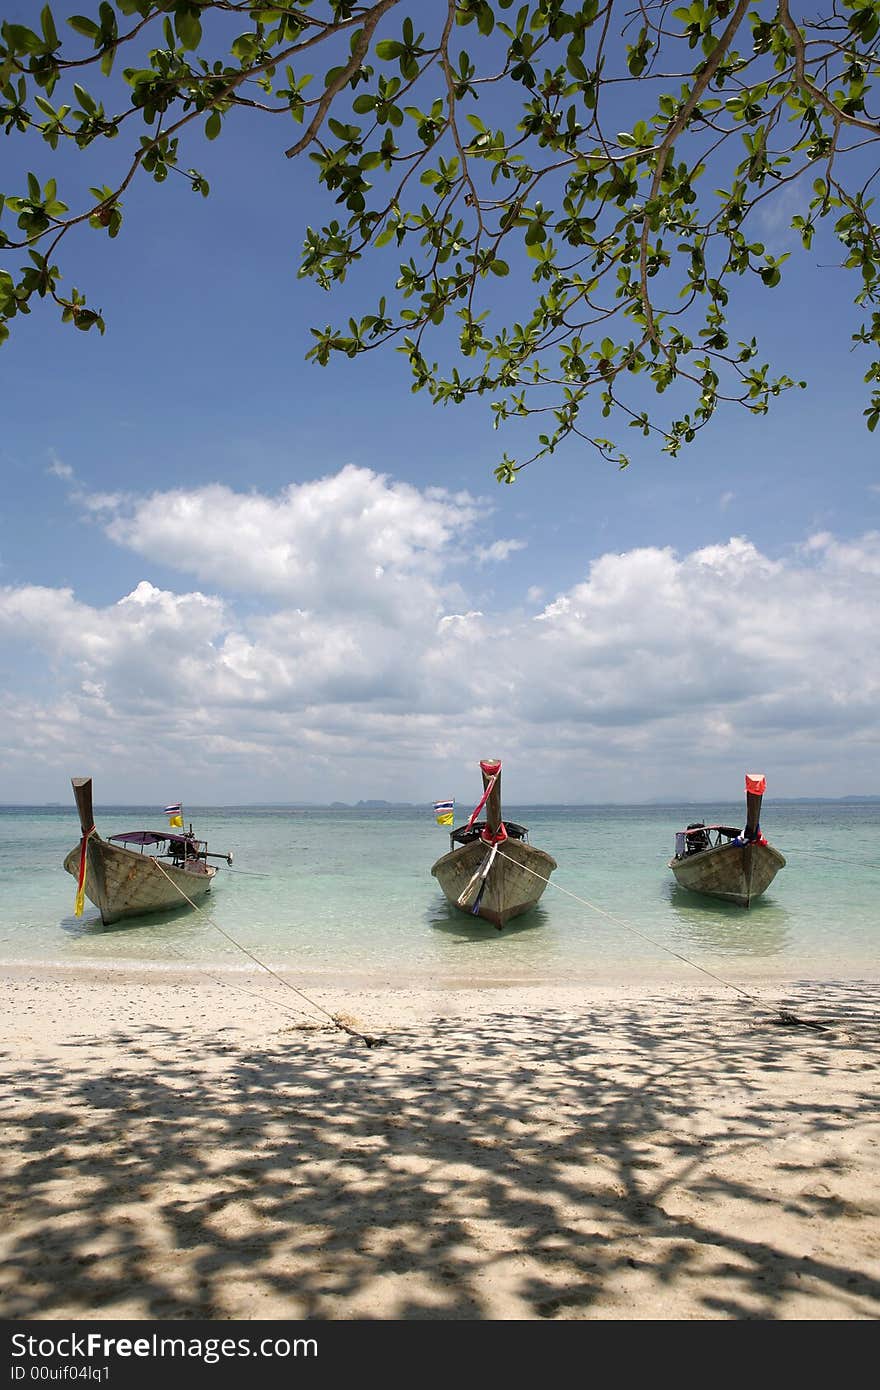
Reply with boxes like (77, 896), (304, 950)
(100, 465), (479, 625)
(1, 472), (878, 801)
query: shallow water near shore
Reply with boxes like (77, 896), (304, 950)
(1, 801), (878, 985)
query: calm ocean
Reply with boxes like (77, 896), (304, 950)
(1, 803), (877, 985)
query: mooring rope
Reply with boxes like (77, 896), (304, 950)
(151, 859), (385, 1047)
(158, 940), (339, 1029)
(495, 849), (835, 1034)
(790, 848), (880, 871)
(145, 842), (850, 1045)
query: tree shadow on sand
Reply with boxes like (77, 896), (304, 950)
(1, 982), (878, 1320)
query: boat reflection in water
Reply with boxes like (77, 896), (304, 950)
(666, 881), (792, 957)
(427, 898), (550, 942)
(59, 899), (196, 935)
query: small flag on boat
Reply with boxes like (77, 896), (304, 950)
(164, 801), (183, 828)
(434, 799), (454, 827)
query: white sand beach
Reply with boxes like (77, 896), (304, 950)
(1, 966), (878, 1320)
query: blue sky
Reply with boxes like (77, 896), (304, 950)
(1, 3), (878, 805)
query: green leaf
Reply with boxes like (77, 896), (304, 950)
(175, 7), (202, 51)
(4, 23), (43, 52)
(231, 32), (258, 62)
(67, 15), (100, 39)
(73, 83), (96, 114)
(40, 5), (59, 47)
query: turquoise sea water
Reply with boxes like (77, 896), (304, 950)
(0, 803), (877, 985)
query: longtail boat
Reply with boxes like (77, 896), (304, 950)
(431, 758), (557, 928)
(669, 773), (785, 907)
(62, 777), (232, 925)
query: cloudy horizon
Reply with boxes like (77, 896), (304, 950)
(2, 463), (877, 808)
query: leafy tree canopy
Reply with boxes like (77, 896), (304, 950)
(2, 1), (880, 477)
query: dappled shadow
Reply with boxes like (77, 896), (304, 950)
(1, 981), (878, 1320)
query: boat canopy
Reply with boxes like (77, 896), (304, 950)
(675, 824), (741, 836)
(108, 830), (199, 847)
(674, 824), (741, 858)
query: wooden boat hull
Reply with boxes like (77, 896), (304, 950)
(669, 841), (785, 908)
(63, 834), (215, 925)
(431, 838), (557, 927)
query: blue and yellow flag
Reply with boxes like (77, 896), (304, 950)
(434, 799), (454, 827)
(164, 801), (183, 829)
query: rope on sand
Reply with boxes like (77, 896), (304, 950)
(151, 859), (386, 1048)
(496, 850), (836, 1036)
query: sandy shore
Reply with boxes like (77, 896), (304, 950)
(1, 965), (878, 1320)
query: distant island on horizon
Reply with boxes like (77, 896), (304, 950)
(5, 795), (880, 810)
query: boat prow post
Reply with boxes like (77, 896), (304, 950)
(744, 772), (765, 841)
(71, 777), (96, 837)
